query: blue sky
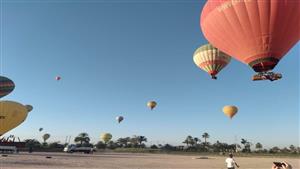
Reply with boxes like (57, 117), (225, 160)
(1, 0), (299, 148)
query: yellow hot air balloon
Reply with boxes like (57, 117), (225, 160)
(100, 133), (112, 144)
(147, 101), (157, 110)
(222, 105), (238, 119)
(0, 101), (30, 136)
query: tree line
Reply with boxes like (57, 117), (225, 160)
(23, 132), (300, 154)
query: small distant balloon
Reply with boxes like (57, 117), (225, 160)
(0, 76), (15, 98)
(101, 133), (112, 143)
(39, 128), (43, 132)
(147, 101), (157, 110)
(43, 133), (50, 142)
(55, 76), (61, 81)
(116, 116), (124, 123)
(222, 105), (238, 119)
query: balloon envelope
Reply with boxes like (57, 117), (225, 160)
(116, 116), (124, 123)
(0, 76), (15, 98)
(147, 101), (157, 110)
(39, 128), (43, 132)
(43, 133), (50, 141)
(55, 76), (61, 81)
(201, 0), (300, 73)
(0, 101), (30, 136)
(222, 105), (238, 119)
(193, 44), (231, 79)
(101, 133), (112, 143)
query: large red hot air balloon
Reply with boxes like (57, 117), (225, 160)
(201, 0), (300, 81)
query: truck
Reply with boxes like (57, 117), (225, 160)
(63, 144), (95, 154)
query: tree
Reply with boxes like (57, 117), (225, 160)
(129, 136), (139, 148)
(74, 133), (90, 146)
(95, 141), (106, 149)
(136, 136), (147, 147)
(24, 139), (41, 149)
(150, 145), (158, 149)
(183, 135), (194, 147)
(162, 144), (175, 151)
(241, 138), (251, 153)
(255, 142), (263, 152)
(193, 137), (200, 145)
(107, 141), (118, 149)
(117, 138), (128, 147)
(202, 132), (210, 145)
(289, 145), (296, 153)
(48, 142), (64, 149)
(269, 146), (280, 153)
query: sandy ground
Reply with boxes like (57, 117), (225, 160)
(0, 152), (299, 169)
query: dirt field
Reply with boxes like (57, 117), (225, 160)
(0, 152), (299, 169)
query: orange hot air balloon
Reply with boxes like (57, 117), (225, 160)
(201, 0), (300, 81)
(222, 105), (238, 119)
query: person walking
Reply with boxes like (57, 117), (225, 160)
(225, 153), (239, 169)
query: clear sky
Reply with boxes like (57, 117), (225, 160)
(1, 0), (299, 148)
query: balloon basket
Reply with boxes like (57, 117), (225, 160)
(252, 72), (282, 81)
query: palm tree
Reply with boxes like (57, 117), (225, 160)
(193, 137), (200, 145)
(202, 132), (210, 145)
(136, 136), (147, 147)
(183, 135), (193, 147)
(241, 138), (251, 152)
(74, 133), (90, 146)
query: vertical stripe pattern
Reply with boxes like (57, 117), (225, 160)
(193, 44), (231, 77)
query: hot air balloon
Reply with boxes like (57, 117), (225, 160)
(116, 116), (124, 123)
(193, 44), (231, 79)
(0, 76), (15, 98)
(55, 76), (61, 81)
(200, 0), (300, 81)
(39, 128), (43, 132)
(147, 101), (157, 110)
(100, 133), (112, 144)
(43, 133), (50, 142)
(222, 105), (238, 119)
(25, 105), (33, 112)
(0, 101), (30, 136)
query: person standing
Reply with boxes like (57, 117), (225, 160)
(225, 153), (240, 169)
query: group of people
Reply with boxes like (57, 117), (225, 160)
(225, 154), (293, 169)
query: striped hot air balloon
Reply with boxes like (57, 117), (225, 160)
(193, 44), (231, 79)
(0, 76), (15, 98)
(200, 0), (300, 81)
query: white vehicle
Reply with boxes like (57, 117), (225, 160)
(63, 144), (95, 154)
(0, 146), (17, 154)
